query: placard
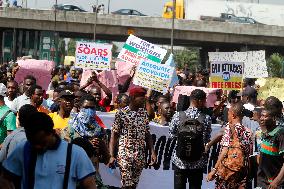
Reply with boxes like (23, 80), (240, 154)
(75, 42), (112, 70)
(208, 51), (268, 78)
(118, 35), (167, 65)
(133, 60), (174, 93)
(210, 61), (243, 90)
(15, 59), (54, 91)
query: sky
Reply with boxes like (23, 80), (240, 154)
(23, 0), (284, 17)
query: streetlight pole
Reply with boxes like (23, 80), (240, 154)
(94, 0), (99, 41)
(108, 0), (110, 14)
(170, 0), (176, 53)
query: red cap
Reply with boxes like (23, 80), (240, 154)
(129, 87), (147, 97)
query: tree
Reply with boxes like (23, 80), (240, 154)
(267, 53), (284, 78)
(58, 38), (66, 64)
(173, 47), (200, 71)
(67, 39), (76, 56)
(112, 43), (119, 58)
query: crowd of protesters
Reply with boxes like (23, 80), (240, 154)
(0, 60), (282, 189)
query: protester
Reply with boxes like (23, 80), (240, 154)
(0, 104), (37, 162)
(1, 112), (97, 189)
(72, 137), (111, 189)
(11, 75), (36, 112)
(153, 101), (173, 126)
(207, 102), (253, 189)
(257, 108), (284, 189)
(0, 83), (16, 147)
(4, 81), (19, 109)
(109, 87), (157, 189)
(169, 89), (212, 189)
(264, 96), (284, 127)
(111, 93), (130, 113)
(223, 90), (241, 123)
(242, 86), (260, 135)
(242, 86), (258, 111)
(49, 90), (74, 131)
(66, 95), (105, 141)
(29, 85), (50, 114)
(81, 72), (112, 112)
(72, 90), (88, 113)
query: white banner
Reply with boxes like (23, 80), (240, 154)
(209, 51), (268, 78)
(97, 112), (221, 188)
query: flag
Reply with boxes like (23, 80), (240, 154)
(165, 53), (179, 88)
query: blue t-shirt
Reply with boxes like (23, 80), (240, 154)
(3, 140), (95, 189)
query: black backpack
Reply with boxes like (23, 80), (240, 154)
(176, 111), (205, 162)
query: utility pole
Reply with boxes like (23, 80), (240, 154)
(94, 0), (99, 40)
(170, 0), (176, 53)
(108, 0), (110, 14)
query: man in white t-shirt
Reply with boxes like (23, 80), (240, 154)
(4, 81), (19, 109)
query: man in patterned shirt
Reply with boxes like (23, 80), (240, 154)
(108, 87), (157, 189)
(169, 89), (212, 189)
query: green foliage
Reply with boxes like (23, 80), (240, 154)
(173, 48), (199, 71)
(267, 53), (284, 78)
(58, 38), (66, 64)
(112, 43), (119, 58)
(67, 39), (76, 56)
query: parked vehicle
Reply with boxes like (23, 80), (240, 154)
(53, 4), (87, 12)
(112, 9), (146, 16)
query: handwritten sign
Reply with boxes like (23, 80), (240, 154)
(15, 59), (55, 91)
(118, 35), (167, 65)
(75, 42), (112, 70)
(133, 60), (174, 93)
(209, 51), (268, 78)
(210, 61), (243, 90)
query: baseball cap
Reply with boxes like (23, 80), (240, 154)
(0, 83), (7, 97)
(58, 90), (75, 98)
(129, 87), (147, 97)
(242, 86), (258, 98)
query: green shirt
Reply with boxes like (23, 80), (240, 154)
(0, 105), (16, 144)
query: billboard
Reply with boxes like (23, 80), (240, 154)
(186, 0), (284, 26)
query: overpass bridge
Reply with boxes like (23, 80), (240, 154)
(0, 8), (284, 62)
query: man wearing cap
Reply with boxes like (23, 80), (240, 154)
(0, 83), (16, 148)
(109, 87), (157, 189)
(49, 90), (75, 131)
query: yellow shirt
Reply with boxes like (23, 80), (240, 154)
(49, 112), (70, 129)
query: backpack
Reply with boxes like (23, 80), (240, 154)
(176, 111), (205, 162)
(216, 125), (247, 181)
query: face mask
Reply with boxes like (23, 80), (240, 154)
(79, 108), (96, 124)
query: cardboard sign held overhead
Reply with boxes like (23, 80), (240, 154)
(75, 42), (112, 70)
(133, 60), (174, 94)
(210, 61), (243, 90)
(15, 59), (55, 91)
(118, 35), (167, 65)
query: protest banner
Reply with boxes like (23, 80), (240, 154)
(208, 51), (268, 78)
(118, 35), (167, 65)
(133, 60), (174, 94)
(209, 61), (243, 90)
(96, 112), (219, 189)
(15, 59), (54, 91)
(172, 86), (219, 107)
(75, 42), (112, 70)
